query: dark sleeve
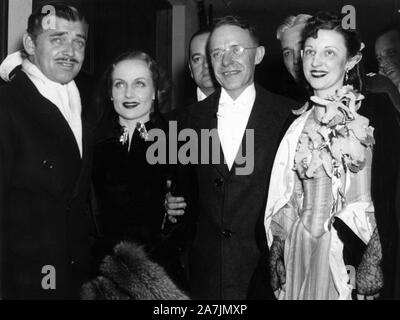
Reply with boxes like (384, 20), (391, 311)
(0, 94), (17, 215)
(0, 94), (18, 294)
(365, 74), (400, 115)
(362, 93), (400, 298)
(162, 108), (199, 246)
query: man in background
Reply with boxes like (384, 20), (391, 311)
(165, 27), (217, 223)
(274, 13), (311, 103)
(375, 26), (400, 91)
(371, 25), (400, 113)
(187, 27), (217, 103)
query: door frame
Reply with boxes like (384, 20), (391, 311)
(0, 0), (9, 61)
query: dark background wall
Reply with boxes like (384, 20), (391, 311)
(23, 0), (400, 106)
(33, 0), (171, 79)
(14, 0), (400, 77)
(209, 0), (400, 91)
(0, 0), (8, 62)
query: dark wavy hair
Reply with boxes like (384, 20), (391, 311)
(93, 51), (165, 139)
(302, 11), (365, 92)
(212, 16), (260, 46)
(27, 3), (87, 40)
(189, 26), (214, 58)
(21, 3), (88, 58)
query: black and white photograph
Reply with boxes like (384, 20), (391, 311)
(0, 0), (400, 307)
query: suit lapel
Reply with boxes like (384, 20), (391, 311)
(16, 71), (82, 163)
(203, 89), (230, 178)
(14, 71), (89, 199)
(230, 84), (281, 176)
(197, 85), (282, 178)
(71, 120), (93, 199)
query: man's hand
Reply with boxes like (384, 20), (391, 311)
(164, 180), (187, 223)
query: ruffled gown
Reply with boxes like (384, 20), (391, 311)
(285, 166), (338, 299)
(271, 112), (376, 299)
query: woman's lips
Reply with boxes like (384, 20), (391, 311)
(123, 102), (139, 109)
(310, 70), (328, 78)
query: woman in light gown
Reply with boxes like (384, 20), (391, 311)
(264, 12), (400, 300)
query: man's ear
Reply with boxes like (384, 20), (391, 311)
(188, 62), (194, 79)
(23, 33), (36, 56)
(346, 52), (363, 71)
(255, 46), (265, 65)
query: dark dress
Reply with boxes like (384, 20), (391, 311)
(92, 119), (166, 244)
(91, 118), (187, 289)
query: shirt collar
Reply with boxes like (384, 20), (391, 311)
(219, 83), (256, 109)
(197, 87), (208, 102)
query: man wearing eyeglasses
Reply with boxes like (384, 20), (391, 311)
(170, 16), (296, 299)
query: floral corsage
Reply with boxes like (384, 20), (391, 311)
(119, 126), (129, 146)
(136, 122), (150, 141)
(119, 122), (150, 146)
(294, 85), (375, 179)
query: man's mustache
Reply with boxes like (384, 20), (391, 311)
(56, 57), (79, 64)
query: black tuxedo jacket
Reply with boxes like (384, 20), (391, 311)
(0, 70), (94, 299)
(176, 84), (295, 299)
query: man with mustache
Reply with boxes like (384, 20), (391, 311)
(168, 16), (296, 299)
(0, 4), (94, 299)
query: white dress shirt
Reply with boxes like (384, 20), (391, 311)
(22, 60), (83, 157)
(217, 84), (255, 169)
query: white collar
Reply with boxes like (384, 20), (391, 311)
(22, 59), (83, 158)
(219, 83), (255, 107)
(197, 87), (208, 102)
(218, 84), (256, 118)
(216, 83), (256, 170)
(0, 51), (23, 82)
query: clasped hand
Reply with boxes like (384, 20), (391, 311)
(164, 180), (187, 223)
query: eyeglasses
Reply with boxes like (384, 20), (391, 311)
(210, 45), (258, 61)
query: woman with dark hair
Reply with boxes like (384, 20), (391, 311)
(265, 12), (400, 299)
(90, 51), (186, 288)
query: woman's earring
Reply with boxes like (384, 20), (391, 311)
(344, 69), (349, 83)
